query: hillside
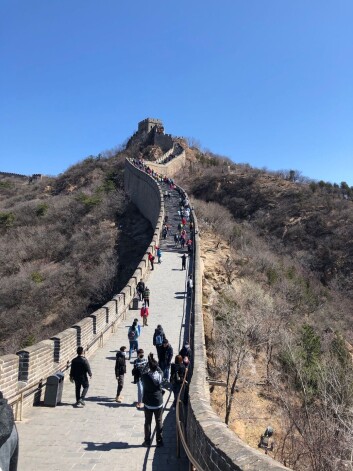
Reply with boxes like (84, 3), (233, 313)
(175, 150), (353, 470)
(0, 150), (153, 355)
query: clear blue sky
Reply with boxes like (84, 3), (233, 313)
(1, 0), (352, 185)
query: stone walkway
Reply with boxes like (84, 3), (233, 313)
(17, 247), (190, 469)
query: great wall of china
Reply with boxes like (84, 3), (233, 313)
(0, 120), (288, 470)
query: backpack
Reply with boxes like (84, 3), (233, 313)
(171, 367), (182, 385)
(132, 360), (141, 383)
(128, 327), (136, 340)
(155, 334), (163, 346)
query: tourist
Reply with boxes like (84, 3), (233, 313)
(115, 346), (127, 403)
(170, 355), (186, 408)
(159, 339), (173, 381)
(179, 341), (192, 364)
(69, 346), (92, 407)
(140, 302), (149, 327)
(157, 246), (162, 264)
(128, 320), (139, 360)
(136, 279), (145, 301)
(153, 324), (165, 363)
(187, 275), (193, 297)
(181, 253), (186, 271)
(132, 349), (148, 409)
(143, 286), (150, 307)
(148, 252), (155, 271)
(141, 354), (164, 447)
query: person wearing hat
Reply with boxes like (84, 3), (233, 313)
(159, 338), (173, 381)
(0, 390), (18, 471)
(115, 346), (127, 403)
(132, 349), (148, 409)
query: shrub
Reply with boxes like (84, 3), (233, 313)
(0, 212), (15, 227)
(31, 272), (44, 284)
(36, 203), (49, 217)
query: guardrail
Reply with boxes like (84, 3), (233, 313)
(176, 368), (204, 471)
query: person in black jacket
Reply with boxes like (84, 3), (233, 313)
(0, 390), (18, 471)
(141, 354), (164, 447)
(159, 339), (173, 381)
(170, 355), (186, 408)
(115, 346), (127, 403)
(70, 347), (92, 407)
(136, 279), (145, 301)
(179, 341), (192, 364)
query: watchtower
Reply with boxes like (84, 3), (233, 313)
(138, 118), (163, 134)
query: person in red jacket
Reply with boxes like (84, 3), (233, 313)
(148, 252), (155, 270)
(140, 302), (149, 326)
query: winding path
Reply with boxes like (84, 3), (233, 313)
(17, 185), (189, 471)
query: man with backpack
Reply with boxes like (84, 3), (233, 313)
(136, 279), (145, 301)
(115, 346), (127, 403)
(143, 286), (150, 307)
(128, 321), (139, 360)
(141, 354), (164, 447)
(153, 324), (165, 363)
(0, 390), (18, 471)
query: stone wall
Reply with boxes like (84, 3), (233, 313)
(185, 200), (289, 470)
(145, 150), (186, 178)
(0, 159), (164, 414)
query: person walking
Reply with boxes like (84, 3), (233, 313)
(148, 252), (155, 270)
(174, 233), (179, 248)
(132, 349), (148, 409)
(141, 354), (164, 447)
(69, 346), (92, 407)
(134, 318), (142, 336)
(153, 324), (165, 363)
(159, 339), (173, 381)
(137, 279), (145, 301)
(128, 321), (139, 360)
(140, 302), (149, 326)
(156, 247), (162, 264)
(187, 275), (193, 297)
(115, 346), (127, 403)
(143, 286), (150, 307)
(170, 355), (186, 408)
(0, 390), (18, 471)
(179, 341), (192, 363)
(181, 253), (186, 271)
